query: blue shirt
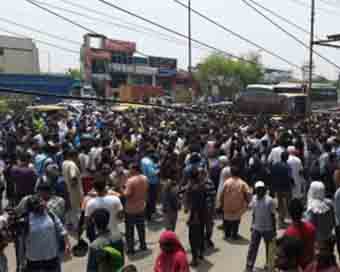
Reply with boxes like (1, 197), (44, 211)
(25, 211), (66, 261)
(141, 157), (159, 185)
(34, 153), (48, 176)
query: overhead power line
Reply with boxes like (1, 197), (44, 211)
(25, 0), (96, 34)
(0, 26), (79, 54)
(97, 0), (301, 69)
(57, 0), (194, 47)
(34, 0), (209, 52)
(241, 0), (311, 36)
(25, 0), (149, 57)
(0, 16), (80, 46)
(242, 0), (340, 70)
(173, 0), (302, 69)
(287, 0), (340, 16)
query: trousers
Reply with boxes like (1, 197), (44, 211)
(276, 192), (291, 225)
(224, 219), (241, 238)
(188, 223), (205, 260)
(125, 212), (146, 251)
(246, 229), (275, 269)
(146, 183), (159, 220)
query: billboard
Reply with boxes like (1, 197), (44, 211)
(149, 56), (177, 70)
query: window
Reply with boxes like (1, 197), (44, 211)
(0, 48), (4, 56)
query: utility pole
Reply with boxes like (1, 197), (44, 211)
(307, 0), (315, 116)
(188, 0), (192, 76)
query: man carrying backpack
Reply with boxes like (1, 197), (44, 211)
(87, 209), (124, 272)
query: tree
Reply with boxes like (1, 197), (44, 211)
(67, 68), (82, 80)
(195, 52), (263, 98)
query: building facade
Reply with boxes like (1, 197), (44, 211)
(81, 34), (191, 100)
(0, 35), (40, 74)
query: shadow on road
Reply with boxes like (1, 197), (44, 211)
(226, 236), (250, 246)
(193, 259), (214, 272)
(127, 248), (153, 261)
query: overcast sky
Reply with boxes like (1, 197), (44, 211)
(2, 0), (340, 79)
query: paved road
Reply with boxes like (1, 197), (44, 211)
(6, 212), (268, 272)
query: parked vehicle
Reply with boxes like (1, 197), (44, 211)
(234, 84), (307, 115)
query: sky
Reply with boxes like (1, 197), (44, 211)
(1, 0), (340, 79)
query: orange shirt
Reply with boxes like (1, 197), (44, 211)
(221, 177), (251, 221)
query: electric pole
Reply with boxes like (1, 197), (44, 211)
(307, 0), (315, 116)
(188, 0), (192, 76)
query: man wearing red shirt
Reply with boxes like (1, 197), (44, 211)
(285, 198), (316, 269)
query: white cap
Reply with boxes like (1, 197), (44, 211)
(255, 181), (265, 189)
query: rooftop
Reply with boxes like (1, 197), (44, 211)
(0, 35), (36, 51)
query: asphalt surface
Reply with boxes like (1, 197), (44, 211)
(6, 211), (269, 272)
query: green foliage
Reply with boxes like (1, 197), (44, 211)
(195, 52), (264, 97)
(0, 100), (8, 113)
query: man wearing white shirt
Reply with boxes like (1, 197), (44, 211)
(287, 146), (305, 199)
(267, 140), (286, 166)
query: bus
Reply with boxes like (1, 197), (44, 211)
(274, 83), (338, 109)
(234, 84), (307, 115)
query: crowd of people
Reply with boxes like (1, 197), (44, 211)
(1, 102), (340, 272)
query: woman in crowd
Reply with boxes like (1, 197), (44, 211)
(154, 231), (189, 272)
(305, 181), (335, 242)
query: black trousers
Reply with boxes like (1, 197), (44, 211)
(204, 208), (214, 242)
(336, 226), (340, 257)
(224, 219), (241, 238)
(125, 212), (146, 251)
(188, 223), (205, 260)
(146, 183), (158, 220)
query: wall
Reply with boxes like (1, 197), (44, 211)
(0, 48), (39, 74)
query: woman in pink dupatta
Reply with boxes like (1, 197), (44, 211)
(154, 231), (189, 272)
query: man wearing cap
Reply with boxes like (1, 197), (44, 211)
(246, 181), (276, 272)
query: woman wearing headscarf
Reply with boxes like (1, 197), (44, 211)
(305, 181), (335, 242)
(154, 231), (189, 272)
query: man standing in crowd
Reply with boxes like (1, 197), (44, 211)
(220, 159), (252, 240)
(287, 146), (305, 200)
(85, 177), (124, 253)
(124, 163), (149, 255)
(246, 181), (276, 272)
(268, 138), (286, 166)
(184, 167), (207, 267)
(10, 152), (37, 206)
(87, 209), (125, 272)
(62, 148), (84, 233)
(270, 151), (293, 228)
(141, 149), (160, 221)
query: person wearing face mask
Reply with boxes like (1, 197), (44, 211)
(22, 195), (71, 272)
(110, 160), (129, 194)
(305, 237), (340, 272)
(154, 231), (189, 272)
